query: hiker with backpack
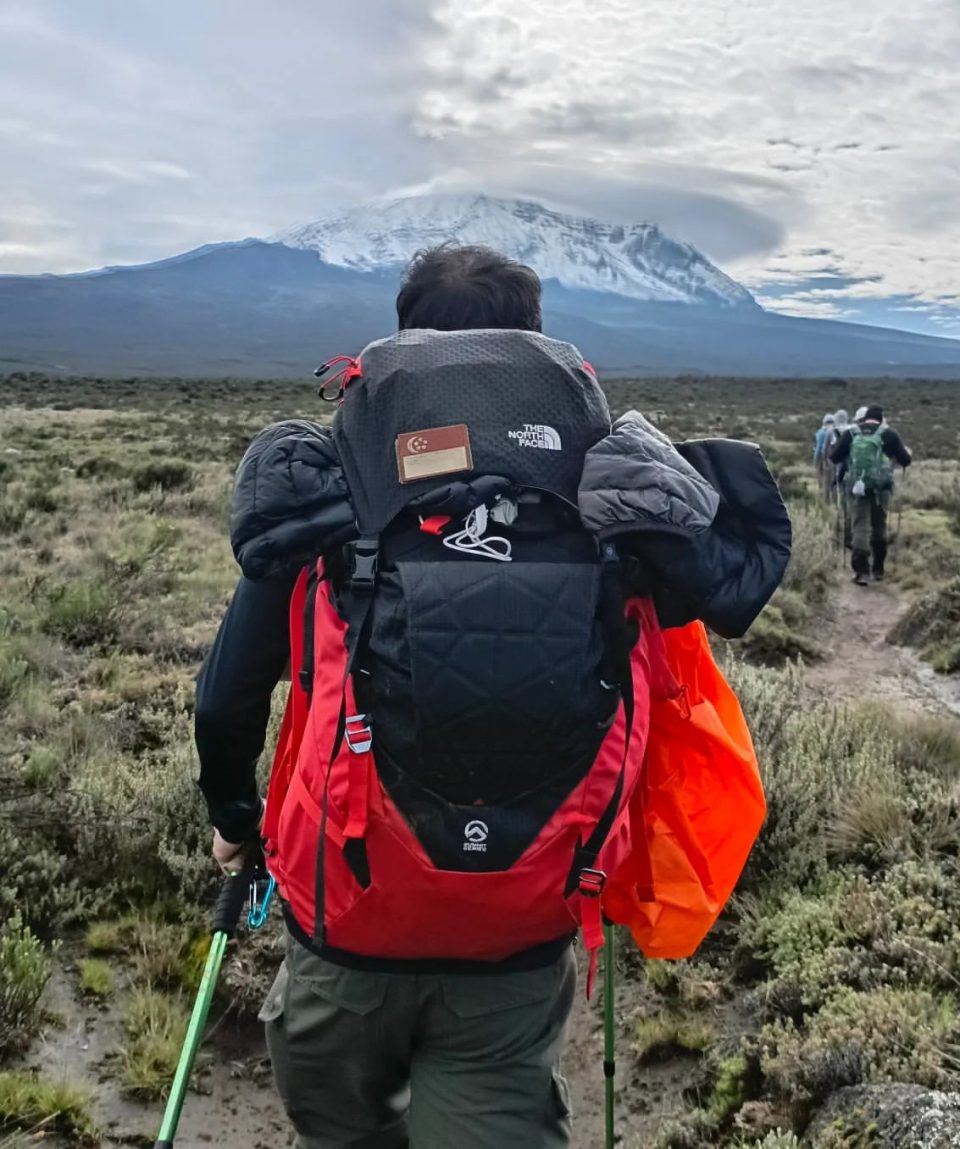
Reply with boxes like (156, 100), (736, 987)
(813, 413), (837, 501)
(195, 244), (789, 1149)
(830, 404), (912, 584)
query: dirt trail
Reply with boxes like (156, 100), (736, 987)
(806, 578), (960, 718)
(29, 960), (671, 1149)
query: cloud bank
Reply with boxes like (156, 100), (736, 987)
(1, 0), (958, 335)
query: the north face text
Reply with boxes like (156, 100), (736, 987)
(508, 424), (562, 450)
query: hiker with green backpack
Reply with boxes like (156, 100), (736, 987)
(830, 404), (912, 585)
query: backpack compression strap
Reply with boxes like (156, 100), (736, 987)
(570, 545), (637, 996)
(313, 535), (380, 947)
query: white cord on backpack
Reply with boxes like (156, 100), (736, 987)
(442, 504), (513, 562)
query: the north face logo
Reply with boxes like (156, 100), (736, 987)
(508, 424), (562, 450)
(463, 820), (489, 853)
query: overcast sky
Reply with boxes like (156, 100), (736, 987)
(1, 0), (958, 336)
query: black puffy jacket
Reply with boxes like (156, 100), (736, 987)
(231, 410), (790, 638)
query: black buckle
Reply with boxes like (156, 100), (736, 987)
(345, 714), (373, 754)
(350, 541), (378, 593)
(578, 867), (606, 897)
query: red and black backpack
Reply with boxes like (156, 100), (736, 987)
(262, 329), (666, 974)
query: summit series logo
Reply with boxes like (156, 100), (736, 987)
(463, 820), (489, 853)
(508, 424), (562, 451)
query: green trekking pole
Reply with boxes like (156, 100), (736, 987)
(603, 919), (617, 1149)
(153, 845), (269, 1148)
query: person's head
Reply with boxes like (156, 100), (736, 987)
(396, 243), (542, 333)
(854, 405), (868, 424)
(834, 408), (849, 428)
(864, 404), (884, 424)
(822, 413), (835, 428)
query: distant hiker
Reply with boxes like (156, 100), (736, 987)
(830, 409), (852, 544)
(814, 413), (837, 501)
(194, 244), (790, 1149)
(830, 403), (912, 584)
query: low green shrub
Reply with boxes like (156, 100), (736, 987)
(0, 1071), (94, 1141)
(729, 663), (900, 894)
(740, 602), (820, 666)
(737, 1134), (800, 1149)
(119, 988), (189, 1098)
(75, 454), (126, 481)
(889, 575), (960, 672)
(634, 1011), (716, 1064)
(0, 643), (29, 709)
(0, 498), (27, 535)
(0, 913), (52, 1057)
(131, 460), (195, 494)
(85, 920), (130, 956)
(77, 959), (114, 998)
(757, 988), (959, 1106)
(21, 745), (59, 790)
(779, 504), (836, 607)
(40, 579), (121, 648)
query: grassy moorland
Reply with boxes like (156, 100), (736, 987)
(0, 371), (959, 1148)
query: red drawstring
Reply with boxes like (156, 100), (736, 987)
(317, 355), (362, 402)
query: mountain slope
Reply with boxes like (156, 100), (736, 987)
(276, 193), (756, 308)
(1, 195), (959, 379)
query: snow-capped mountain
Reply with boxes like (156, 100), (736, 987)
(3, 192), (960, 378)
(275, 193), (755, 308)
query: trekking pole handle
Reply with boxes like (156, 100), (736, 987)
(211, 842), (264, 937)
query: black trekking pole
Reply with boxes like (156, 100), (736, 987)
(890, 466), (906, 574)
(835, 485), (845, 569)
(153, 845), (274, 1148)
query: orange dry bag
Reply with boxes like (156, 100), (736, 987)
(603, 618), (765, 960)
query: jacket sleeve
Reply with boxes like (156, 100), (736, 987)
(195, 570), (298, 841)
(883, 428), (913, 468)
(641, 440), (792, 638)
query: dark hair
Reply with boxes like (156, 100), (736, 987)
(396, 243), (542, 333)
(864, 404), (884, 422)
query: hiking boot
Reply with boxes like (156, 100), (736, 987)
(873, 570), (885, 582)
(852, 572), (869, 587)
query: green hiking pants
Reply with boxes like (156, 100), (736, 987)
(849, 487), (891, 574)
(261, 929), (576, 1149)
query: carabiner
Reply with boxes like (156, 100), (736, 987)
(247, 874), (276, 930)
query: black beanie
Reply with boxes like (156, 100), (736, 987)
(864, 404), (883, 422)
